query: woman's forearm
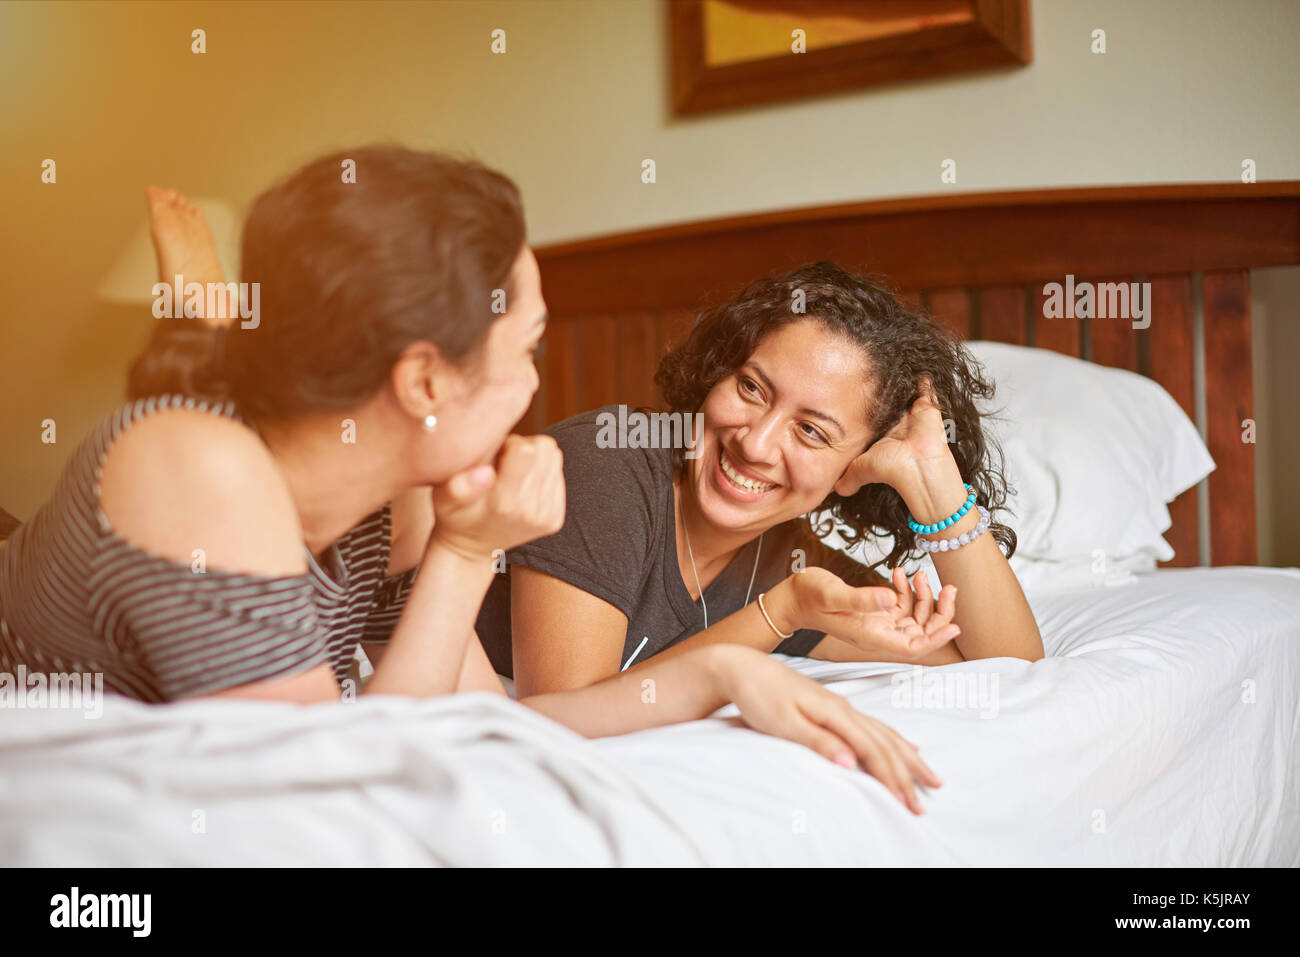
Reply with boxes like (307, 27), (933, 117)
(904, 461), (1044, 661)
(521, 644), (738, 737)
(454, 631), (510, 695)
(364, 543), (494, 696)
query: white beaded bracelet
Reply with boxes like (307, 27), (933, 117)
(915, 504), (991, 553)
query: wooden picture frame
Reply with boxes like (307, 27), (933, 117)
(669, 0), (1033, 115)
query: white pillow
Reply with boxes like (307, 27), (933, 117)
(967, 341), (1213, 559)
(820, 341), (1215, 591)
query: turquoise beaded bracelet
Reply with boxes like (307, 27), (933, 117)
(907, 483), (976, 535)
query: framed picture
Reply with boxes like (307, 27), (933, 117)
(669, 0), (1032, 115)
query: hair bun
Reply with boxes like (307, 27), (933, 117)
(126, 316), (232, 403)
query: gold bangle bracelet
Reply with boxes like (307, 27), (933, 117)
(757, 591), (794, 640)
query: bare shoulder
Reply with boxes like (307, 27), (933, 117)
(99, 407), (304, 577)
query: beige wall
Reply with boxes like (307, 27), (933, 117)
(2, 0), (1297, 563)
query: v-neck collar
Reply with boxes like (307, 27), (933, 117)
(662, 472), (761, 628)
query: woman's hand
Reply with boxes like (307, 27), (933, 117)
(788, 565), (959, 662)
(428, 434), (565, 563)
(834, 374), (953, 498)
(715, 646), (942, 815)
(881, 565), (957, 633)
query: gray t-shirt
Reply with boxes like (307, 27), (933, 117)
(475, 406), (881, 678)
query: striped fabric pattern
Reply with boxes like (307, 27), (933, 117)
(0, 395), (417, 702)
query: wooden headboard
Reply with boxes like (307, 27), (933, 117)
(528, 182), (1300, 568)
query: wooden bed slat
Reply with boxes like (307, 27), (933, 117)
(520, 334), (550, 435)
(616, 311), (660, 411)
(543, 317), (579, 430)
(1087, 276), (1142, 372)
(1202, 270), (1257, 566)
(898, 289), (924, 312)
(926, 288), (972, 339)
(656, 308), (697, 361)
(577, 315), (617, 412)
(1031, 280), (1082, 356)
(1148, 275), (1198, 567)
(978, 286), (1027, 344)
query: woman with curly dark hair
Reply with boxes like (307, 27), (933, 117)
(476, 261), (1044, 695)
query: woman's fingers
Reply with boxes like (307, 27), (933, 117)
(820, 578), (901, 620)
(889, 568), (953, 631)
(859, 715), (943, 802)
(901, 738), (944, 789)
(823, 571), (959, 659)
(909, 575), (959, 643)
(854, 585), (904, 618)
(498, 435), (566, 535)
(921, 585), (959, 639)
(732, 659), (939, 816)
(535, 440), (567, 533)
(809, 703), (936, 815)
(907, 606), (960, 649)
(891, 566), (913, 618)
(912, 570), (932, 626)
(849, 725), (920, 814)
(790, 714), (860, 771)
(432, 435), (567, 556)
(893, 616), (958, 658)
(936, 583), (957, 620)
(929, 621), (959, 644)
(871, 717), (944, 788)
(832, 612), (934, 661)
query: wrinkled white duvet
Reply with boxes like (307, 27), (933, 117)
(2, 566), (1297, 866)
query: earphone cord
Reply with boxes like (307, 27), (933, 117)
(682, 515), (763, 631)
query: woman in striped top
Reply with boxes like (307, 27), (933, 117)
(0, 146), (941, 813)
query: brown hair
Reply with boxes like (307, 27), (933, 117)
(655, 261), (1016, 572)
(127, 145), (527, 418)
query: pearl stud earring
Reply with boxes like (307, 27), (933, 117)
(422, 413), (438, 432)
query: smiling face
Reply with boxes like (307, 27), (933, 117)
(686, 319), (877, 537)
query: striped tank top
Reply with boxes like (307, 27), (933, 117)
(0, 395), (416, 702)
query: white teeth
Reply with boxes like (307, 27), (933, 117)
(719, 450), (776, 493)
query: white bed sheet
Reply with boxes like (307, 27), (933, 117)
(1, 566), (1296, 866)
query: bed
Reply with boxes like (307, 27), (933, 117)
(2, 182), (1298, 866)
(3, 563), (1297, 865)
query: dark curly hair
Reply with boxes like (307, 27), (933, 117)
(654, 261), (1016, 574)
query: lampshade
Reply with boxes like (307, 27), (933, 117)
(97, 197), (241, 304)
